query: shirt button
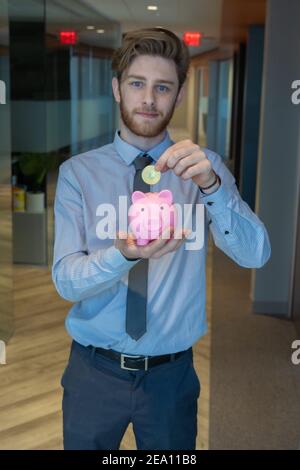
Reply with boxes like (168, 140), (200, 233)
(225, 230), (229, 234)
(207, 201), (214, 206)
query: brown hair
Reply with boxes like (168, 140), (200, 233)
(112, 27), (190, 90)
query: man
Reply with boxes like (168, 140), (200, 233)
(52, 28), (271, 450)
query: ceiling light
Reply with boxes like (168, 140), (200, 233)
(97, 29), (105, 34)
(86, 26), (95, 30)
(147, 5), (158, 11)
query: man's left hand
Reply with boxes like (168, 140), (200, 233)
(155, 139), (217, 188)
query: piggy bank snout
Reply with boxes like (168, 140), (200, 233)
(147, 217), (161, 230)
(128, 192), (176, 244)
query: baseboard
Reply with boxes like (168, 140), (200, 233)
(252, 300), (289, 317)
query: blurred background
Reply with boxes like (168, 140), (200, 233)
(0, 0), (300, 450)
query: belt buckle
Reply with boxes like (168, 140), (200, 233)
(120, 354), (148, 371)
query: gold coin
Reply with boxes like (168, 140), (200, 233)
(141, 165), (161, 185)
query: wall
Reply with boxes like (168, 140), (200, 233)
(169, 67), (197, 142)
(251, 0), (300, 316)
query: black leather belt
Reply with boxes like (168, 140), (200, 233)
(88, 345), (191, 371)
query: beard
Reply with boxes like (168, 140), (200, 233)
(119, 93), (178, 138)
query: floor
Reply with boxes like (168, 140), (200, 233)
(209, 247), (300, 449)
(1, 236), (300, 449)
(0, 242), (212, 450)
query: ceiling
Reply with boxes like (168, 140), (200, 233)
(80, 0), (223, 55)
(221, 0), (266, 43)
(3, 0), (223, 55)
(80, 0), (222, 35)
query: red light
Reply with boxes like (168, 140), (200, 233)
(59, 31), (78, 45)
(183, 32), (202, 47)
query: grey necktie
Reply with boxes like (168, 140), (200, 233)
(126, 153), (153, 340)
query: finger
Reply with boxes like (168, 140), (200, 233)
(183, 228), (192, 238)
(151, 235), (187, 259)
(167, 145), (201, 170)
(181, 160), (212, 180)
(154, 146), (175, 173)
(152, 227), (191, 258)
(173, 227), (191, 239)
(126, 234), (138, 247)
(151, 228), (189, 258)
(115, 231), (139, 254)
(116, 230), (128, 240)
(116, 231), (137, 247)
(155, 140), (195, 172)
(140, 226), (174, 257)
(169, 227), (192, 243)
(173, 153), (203, 177)
(115, 231), (127, 250)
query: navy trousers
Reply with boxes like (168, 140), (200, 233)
(61, 340), (201, 450)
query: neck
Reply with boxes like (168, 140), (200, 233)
(119, 119), (167, 151)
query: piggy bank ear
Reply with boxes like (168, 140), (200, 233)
(158, 190), (173, 205)
(132, 191), (145, 204)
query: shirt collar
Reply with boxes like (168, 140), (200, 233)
(113, 129), (174, 166)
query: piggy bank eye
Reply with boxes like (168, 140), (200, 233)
(141, 207), (145, 212)
(160, 206), (164, 210)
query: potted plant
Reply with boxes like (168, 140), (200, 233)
(18, 152), (59, 212)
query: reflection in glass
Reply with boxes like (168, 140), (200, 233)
(45, 0), (121, 265)
(196, 66), (209, 148)
(7, 0), (120, 266)
(204, 59), (234, 163)
(217, 59), (233, 161)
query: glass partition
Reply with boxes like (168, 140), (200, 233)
(205, 58), (234, 163)
(45, 0), (121, 265)
(7, 0), (120, 266)
(196, 66), (209, 148)
(9, 0), (48, 265)
(0, 0), (13, 360)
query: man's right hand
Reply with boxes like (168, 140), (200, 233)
(115, 226), (190, 260)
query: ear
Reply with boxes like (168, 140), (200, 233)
(175, 82), (186, 108)
(132, 191), (145, 203)
(112, 76), (121, 104)
(158, 190), (173, 205)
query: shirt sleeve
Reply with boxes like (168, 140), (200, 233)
(51, 162), (139, 302)
(200, 150), (271, 268)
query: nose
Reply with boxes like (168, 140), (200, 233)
(142, 86), (155, 108)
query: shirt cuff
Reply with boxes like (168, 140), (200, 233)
(199, 178), (233, 215)
(102, 245), (141, 268)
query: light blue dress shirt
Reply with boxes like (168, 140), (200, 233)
(52, 129), (271, 355)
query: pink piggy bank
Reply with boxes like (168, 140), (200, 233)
(128, 190), (177, 246)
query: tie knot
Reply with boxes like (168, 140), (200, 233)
(133, 153), (153, 171)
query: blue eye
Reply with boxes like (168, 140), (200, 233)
(131, 81), (143, 88)
(156, 85), (169, 93)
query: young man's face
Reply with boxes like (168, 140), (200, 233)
(112, 55), (185, 138)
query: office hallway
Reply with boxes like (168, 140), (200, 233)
(210, 248), (300, 449)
